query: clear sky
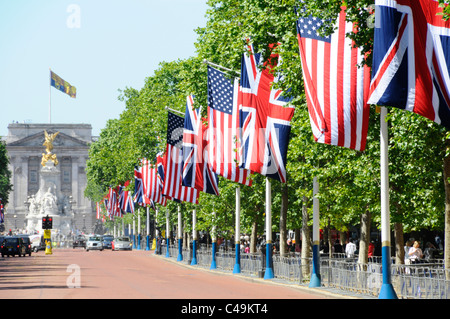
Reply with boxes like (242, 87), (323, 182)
(0, 0), (208, 137)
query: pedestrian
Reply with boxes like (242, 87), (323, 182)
(368, 241), (375, 257)
(345, 238), (357, 258)
(334, 239), (343, 254)
(408, 241), (423, 264)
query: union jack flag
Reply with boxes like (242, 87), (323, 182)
(162, 112), (199, 204)
(239, 43), (295, 183)
(207, 66), (252, 186)
(133, 165), (144, 204)
(182, 95), (219, 195)
(107, 187), (121, 218)
(0, 200), (4, 223)
(118, 182), (135, 214)
(297, 6), (371, 151)
(368, 0), (450, 129)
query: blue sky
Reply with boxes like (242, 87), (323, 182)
(0, 0), (208, 137)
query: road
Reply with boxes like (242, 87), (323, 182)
(0, 248), (347, 302)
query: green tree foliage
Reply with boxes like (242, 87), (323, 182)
(0, 141), (12, 205)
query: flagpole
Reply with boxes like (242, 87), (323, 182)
(146, 206), (150, 251)
(165, 106), (185, 116)
(378, 106), (398, 299)
(210, 210), (217, 269)
(49, 68), (52, 124)
(203, 59), (241, 75)
(137, 212), (141, 250)
(191, 209), (198, 265)
(233, 186), (241, 274)
(264, 177), (274, 279)
(309, 176), (321, 287)
(177, 205), (183, 261)
(165, 208), (171, 258)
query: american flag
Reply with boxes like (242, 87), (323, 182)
(182, 95), (219, 195)
(207, 66), (252, 186)
(162, 112), (199, 204)
(96, 202), (101, 219)
(141, 158), (167, 206)
(368, 0), (450, 129)
(297, 6), (371, 151)
(239, 43), (295, 183)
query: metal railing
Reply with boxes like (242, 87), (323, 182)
(160, 244), (450, 299)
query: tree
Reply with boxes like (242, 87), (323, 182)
(0, 141), (12, 207)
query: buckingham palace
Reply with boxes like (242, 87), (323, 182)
(2, 123), (96, 235)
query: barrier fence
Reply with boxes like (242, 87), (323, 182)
(159, 244), (450, 299)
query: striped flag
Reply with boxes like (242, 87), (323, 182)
(368, 0), (450, 129)
(296, 6), (371, 151)
(118, 182), (135, 214)
(141, 158), (167, 206)
(182, 95), (219, 195)
(162, 112), (199, 204)
(133, 165), (145, 204)
(207, 66), (252, 186)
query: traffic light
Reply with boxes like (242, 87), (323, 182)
(42, 216), (53, 229)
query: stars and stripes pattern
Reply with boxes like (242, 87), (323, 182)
(162, 112), (199, 204)
(297, 6), (371, 151)
(141, 158), (167, 206)
(239, 43), (295, 183)
(182, 95), (219, 195)
(368, 0), (450, 130)
(207, 66), (252, 186)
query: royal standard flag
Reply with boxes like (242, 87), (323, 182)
(50, 70), (76, 98)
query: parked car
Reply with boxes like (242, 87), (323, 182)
(102, 235), (114, 249)
(112, 236), (132, 251)
(86, 235), (103, 251)
(17, 234), (32, 256)
(1, 236), (27, 257)
(73, 235), (86, 249)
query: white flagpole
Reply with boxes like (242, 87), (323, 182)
(233, 186), (241, 273)
(49, 68), (52, 124)
(191, 209), (198, 265)
(309, 176), (321, 287)
(177, 205), (183, 261)
(264, 177), (274, 279)
(378, 106), (398, 299)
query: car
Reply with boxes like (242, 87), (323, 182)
(102, 235), (114, 249)
(73, 235), (86, 249)
(1, 236), (27, 257)
(29, 234), (45, 252)
(86, 235), (103, 251)
(112, 236), (132, 251)
(17, 234), (32, 256)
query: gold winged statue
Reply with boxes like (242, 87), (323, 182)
(41, 130), (60, 166)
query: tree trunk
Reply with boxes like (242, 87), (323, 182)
(443, 142), (450, 278)
(394, 222), (404, 265)
(279, 183), (288, 257)
(250, 219), (258, 254)
(358, 209), (371, 265)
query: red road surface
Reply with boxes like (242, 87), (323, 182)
(0, 248), (345, 300)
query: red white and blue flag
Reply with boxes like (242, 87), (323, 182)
(239, 43), (295, 183)
(207, 66), (252, 186)
(368, 0), (450, 129)
(119, 182), (135, 214)
(182, 95), (219, 195)
(142, 158), (167, 206)
(162, 112), (199, 204)
(107, 187), (121, 218)
(133, 165), (144, 205)
(297, 6), (371, 151)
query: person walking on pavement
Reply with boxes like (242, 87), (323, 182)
(345, 238), (357, 258)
